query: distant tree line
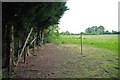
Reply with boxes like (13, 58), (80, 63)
(103, 30), (120, 34)
(84, 25), (120, 35)
(60, 31), (70, 35)
(85, 25), (105, 35)
(60, 31), (80, 35)
(60, 25), (120, 35)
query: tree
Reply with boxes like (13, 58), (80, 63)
(85, 27), (92, 34)
(85, 25), (105, 35)
(64, 31), (70, 35)
(60, 31), (70, 35)
(112, 30), (120, 34)
(2, 2), (68, 77)
(89, 26), (97, 35)
(97, 25), (105, 34)
(44, 25), (60, 43)
(103, 30), (111, 34)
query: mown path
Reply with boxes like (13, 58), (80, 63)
(13, 43), (119, 78)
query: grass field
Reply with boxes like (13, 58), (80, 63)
(52, 35), (118, 53)
(50, 35), (119, 78)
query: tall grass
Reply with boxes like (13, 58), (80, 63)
(82, 35), (118, 52)
(52, 35), (118, 52)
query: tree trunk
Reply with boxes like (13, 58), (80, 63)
(11, 26), (15, 66)
(2, 25), (8, 68)
(36, 29), (40, 46)
(6, 25), (11, 78)
(8, 25), (14, 78)
(39, 31), (42, 46)
(33, 35), (36, 55)
(41, 31), (44, 44)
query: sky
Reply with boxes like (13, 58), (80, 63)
(58, 0), (119, 33)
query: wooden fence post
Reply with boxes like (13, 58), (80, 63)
(16, 28), (33, 66)
(18, 40), (20, 59)
(29, 35), (36, 56)
(9, 26), (14, 78)
(27, 45), (30, 56)
(33, 35), (35, 54)
(24, 47), (26, 63)
(80, 33), (82, 55)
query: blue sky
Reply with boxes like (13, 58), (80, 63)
(59, 0), (119, 33)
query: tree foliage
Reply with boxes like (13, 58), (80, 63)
(85, 25), (105, 35)
(44, 25), (60, 43)
(2, 2), (68, 71)
(60, 31), (70, 35)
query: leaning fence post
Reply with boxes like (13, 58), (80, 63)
(16, 28), (33, 66)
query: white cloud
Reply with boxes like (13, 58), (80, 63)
(59, 0), (119, 33)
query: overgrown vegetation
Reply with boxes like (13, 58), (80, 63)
(44, 25), (60, 43)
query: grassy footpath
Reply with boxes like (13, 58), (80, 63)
(57, 44), (119, 78)
(52, 35), (118, 53)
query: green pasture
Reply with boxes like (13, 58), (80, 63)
(52, 35), (118, 52)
